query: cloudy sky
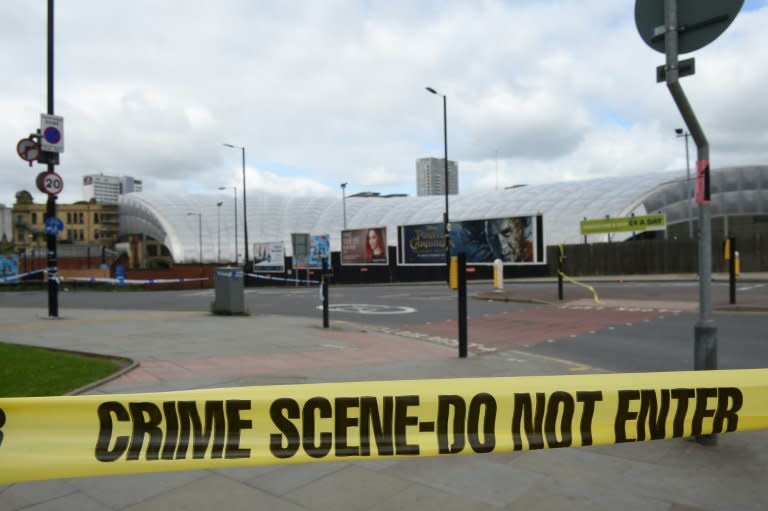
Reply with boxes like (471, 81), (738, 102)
(2, 1), (767, 206)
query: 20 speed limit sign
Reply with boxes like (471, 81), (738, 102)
(37, 171), (64, 196)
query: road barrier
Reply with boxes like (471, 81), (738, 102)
(1, 369), (766, 484)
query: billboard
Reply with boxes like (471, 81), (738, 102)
(0, 255), (19, 280)
(341, 227), (388, 265)
(400, 216), (542, 265)
(253, 242), (285, 273)
(293, 234), (331, 270)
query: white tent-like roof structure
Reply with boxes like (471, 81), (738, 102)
(118, 166), (768, 263)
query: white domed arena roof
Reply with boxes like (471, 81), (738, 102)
(118, 165), (768, 263)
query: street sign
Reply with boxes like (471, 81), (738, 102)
(635, 0), (744, 54)
(16, 138), (40, 162)
(657, 57), (695, 82)
(38, 171), (64, 196)
(580, 214), (667, 235)
(40, 114), (64, 153)
(44, 216), (64, 235)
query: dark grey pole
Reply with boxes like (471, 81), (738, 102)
(426, 87), (450, 282)
(322, 257), (329, 328)
(457, 252), (467, 358)
(664, 0), (717, 445)
(341, 182), (347, 229)
(223, 144), (248, 270)
(442, 94), (450, 280)
(46, 0), (58, 318)
(233, 187), (238, 265)
(240, 147), (249, 272)
(197, 213), (202, 263)
(217, 201), (222, 264)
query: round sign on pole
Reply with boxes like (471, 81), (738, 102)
(39, 171), (64, 196)
(635, 0), (744, 54)
(16, 138), (40, 162)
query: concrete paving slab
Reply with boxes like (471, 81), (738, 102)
(245, 462), (350, 495)
(0, 480), (78, 511)
(367, 483), (502, 511)
(69, 471), (208, 509)
(11, 492), (113, 511)
(121, 473), (308, 511)
(283, 465), (411, 511)
(380, 456), (548, 508)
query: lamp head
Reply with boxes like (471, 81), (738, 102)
(675, 128), (684, 135)
(425, 87), (437, 94)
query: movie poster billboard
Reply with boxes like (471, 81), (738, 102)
(400, 216), (541, 265)
(341, 227), (388, 265)
(293, 234), (331, 270)
(252, 242), (285, 273)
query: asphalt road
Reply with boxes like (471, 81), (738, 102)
(1, 281), (766, 374)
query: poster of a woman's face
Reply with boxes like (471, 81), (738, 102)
(366, 228), (386, 263)
(341, 227), (388, 265)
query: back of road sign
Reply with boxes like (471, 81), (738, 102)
(635, 0), (743, 54)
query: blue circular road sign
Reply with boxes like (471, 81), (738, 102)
(44, 126), (61, 145)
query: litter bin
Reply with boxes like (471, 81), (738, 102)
(212, 267), (245, 314)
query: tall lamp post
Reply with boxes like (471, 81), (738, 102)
(186, 212), (203, 263)
(675, 128), (693, 239)
(223, 143), (249, 271)
(341, 182), (348, 229)
(425, 86), (450, 279)
(218, 185), (238, 265)
(216, 201), (223, 264)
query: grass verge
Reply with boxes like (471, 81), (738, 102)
(0, 342), (126, 397)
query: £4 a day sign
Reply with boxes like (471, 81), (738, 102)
(580, 214), (666, 235)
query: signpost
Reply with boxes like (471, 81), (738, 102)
(16, 138), (40, 163)
(40, 113), (64, 153)
(37, 171), (64, 196)
(634, 0), (744, 445)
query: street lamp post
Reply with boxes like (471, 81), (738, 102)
(216, 201), (223, 264)
(223, 143), (249, 271)
(218, 186), (238, 265)
(186, 212), (202, 263)
(341, 182), (348, 229)
(426, 86), (450, 280)
(675, 128), (693, 239)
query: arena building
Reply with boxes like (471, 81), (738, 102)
(118, 165), (767, 266)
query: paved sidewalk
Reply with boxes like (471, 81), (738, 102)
(0, 306), (767, 510)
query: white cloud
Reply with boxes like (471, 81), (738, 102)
(1, 0), (766, 209)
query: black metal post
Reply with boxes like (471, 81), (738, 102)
(46, 0), (58, 318)
(240, 147), (249, 273)
(322, 258), (329, 328)
(729, 237), (736, 305)
(458, 252), (467, 358)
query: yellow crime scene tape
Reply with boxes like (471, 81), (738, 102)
(1, 369), (767, 484)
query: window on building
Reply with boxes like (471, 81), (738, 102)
(67, 230), (73, 242)
(147, 245), (158, 257)
(67, 212), (72, 224)
(18, 232), (24, 242)
(79, 230), (84, 241)
(94, 212), (99, 224)
(31, 212), (37, 224)
(79, 212), (84, 224)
